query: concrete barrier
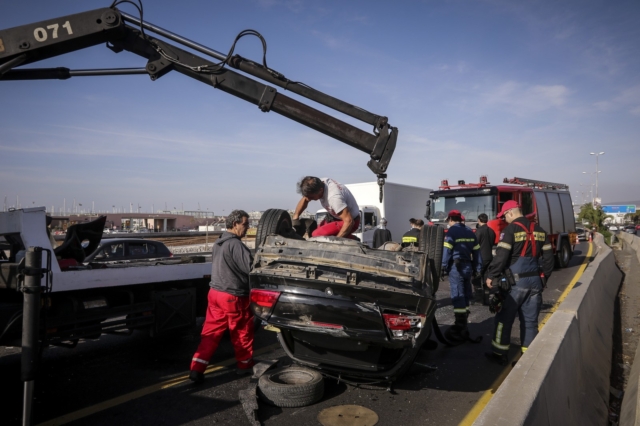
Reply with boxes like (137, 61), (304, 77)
(474, 234), (623, 425)
(618, 232), (640, 426)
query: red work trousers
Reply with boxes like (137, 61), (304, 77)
(312, 217), (360, 238)
(190, 288), (254, 373)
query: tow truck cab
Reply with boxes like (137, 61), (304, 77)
(428, 176), (577, 268)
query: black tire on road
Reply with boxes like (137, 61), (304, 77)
(257, 366), (324, 408)
(556, 239), (571, 268)
(255, 209), (293, 249)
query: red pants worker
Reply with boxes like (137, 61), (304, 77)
(189, 210), (255, 384)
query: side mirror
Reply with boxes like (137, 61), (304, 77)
(425, 200), (432, 220)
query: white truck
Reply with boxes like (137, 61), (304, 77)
(316, 182), (432, 247)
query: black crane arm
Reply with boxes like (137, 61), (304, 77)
(0, 7), (397, 177)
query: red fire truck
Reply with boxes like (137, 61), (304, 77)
(426, 176), (578, 268)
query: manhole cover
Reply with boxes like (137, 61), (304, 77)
(317, 405), (379, 426)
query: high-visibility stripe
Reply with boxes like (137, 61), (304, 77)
(402, 237), (418, 242)
(514, 232), (526, 242)
(492, 340), (510, 350)
(533, 232), (546, 241)
(455, 238), (475, 243)
(454, 308), (468, 313)
(192, 358), (208, 365)
(497, 242), (512, 250)
(521, 346), (528, 353)
(444, 242), (454, 249)
(493, 322), (509, 350)
(542, 244), (552, 251)
(473, 244), (480, 250)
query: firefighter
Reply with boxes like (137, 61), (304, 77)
(402, 219), (423, 248)
(441, 210), (482, 343)
(474, 213), (496, 304)
(189, 210), (255, 384)
(485, 200), (554, 365)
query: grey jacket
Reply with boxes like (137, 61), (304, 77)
(209, 232), (253, 297)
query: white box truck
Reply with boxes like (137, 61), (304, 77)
(316, 182), (432, 247)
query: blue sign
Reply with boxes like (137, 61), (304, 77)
(602, 205), (637, 214)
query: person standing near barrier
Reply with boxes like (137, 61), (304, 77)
(189, 210), (254, 384)
(441, 210), (482, 343)
(485, 200), (554, 365)
(473, 213), (496, 304)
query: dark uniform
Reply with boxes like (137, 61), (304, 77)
(373, 227), (392, 248)
(487, 216), (554, 357)
(441, 222), (482, 341)
(401, 228), (420, 248)
(474, 224), (496, 301)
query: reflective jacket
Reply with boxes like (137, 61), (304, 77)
(401, 228), (420, 247)
(441, 223), (482, 273)
(487, 217), (554, 280)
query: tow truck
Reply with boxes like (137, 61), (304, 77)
(0, 3), (404, 421)
(426, 176), (578, 268)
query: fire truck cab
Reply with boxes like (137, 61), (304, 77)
(427, 176), (578, 268)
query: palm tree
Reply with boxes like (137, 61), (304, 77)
(577, 204), (613, 232)
(623, 212), (640, 225)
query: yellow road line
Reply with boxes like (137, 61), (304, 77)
(37, 342), (282, 426)
(538, 242), (593, 330)
(458, 242), (594, 426)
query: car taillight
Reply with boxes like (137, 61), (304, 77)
(383, 314), (412, 330)
(383, 313), (426, 338)
(250, 289), (281, 320)
(251, 290), (280, 307)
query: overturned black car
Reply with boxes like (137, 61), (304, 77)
(249, 209), (443, 382)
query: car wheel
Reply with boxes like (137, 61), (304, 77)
(556, 239), (571, 268)
(255, 209), (293, 249)
(419, 225), (444, 293)
(257, 365), (324, 408)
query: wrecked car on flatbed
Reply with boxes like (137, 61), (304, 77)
(250, 209), (444, 382)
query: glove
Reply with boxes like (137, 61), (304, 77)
(489, 294), (503, 314)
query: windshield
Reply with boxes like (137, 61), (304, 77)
(431, 195), (496, 222)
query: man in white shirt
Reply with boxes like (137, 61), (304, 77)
(293, 176), (360, 238)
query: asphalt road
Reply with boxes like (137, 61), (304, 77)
(0, 241), (594, 426)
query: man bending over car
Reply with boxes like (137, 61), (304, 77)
(293, 176), (360, 238)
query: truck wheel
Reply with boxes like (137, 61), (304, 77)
(257, 365), (324, 408)
(556, 239), (571, 268)
(419, 225), (444, 292)
(255, 209), (293, 249)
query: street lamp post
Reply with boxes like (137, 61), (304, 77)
(590, 152), (605, 201)
(582, 171), (600, 204)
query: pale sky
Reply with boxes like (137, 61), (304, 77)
(1, 0), (639, 215)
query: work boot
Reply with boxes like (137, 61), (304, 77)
(236, 359), (255, 375)
(484, 352), (508, 366)
(189, 370), (205, 384)
(444, 312), (469, 343)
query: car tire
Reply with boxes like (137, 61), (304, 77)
(257, 365), (324, 408)
(419, 225), (444, 292)
(255, 209), (293, 249)
(556, 239), (571, 268)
